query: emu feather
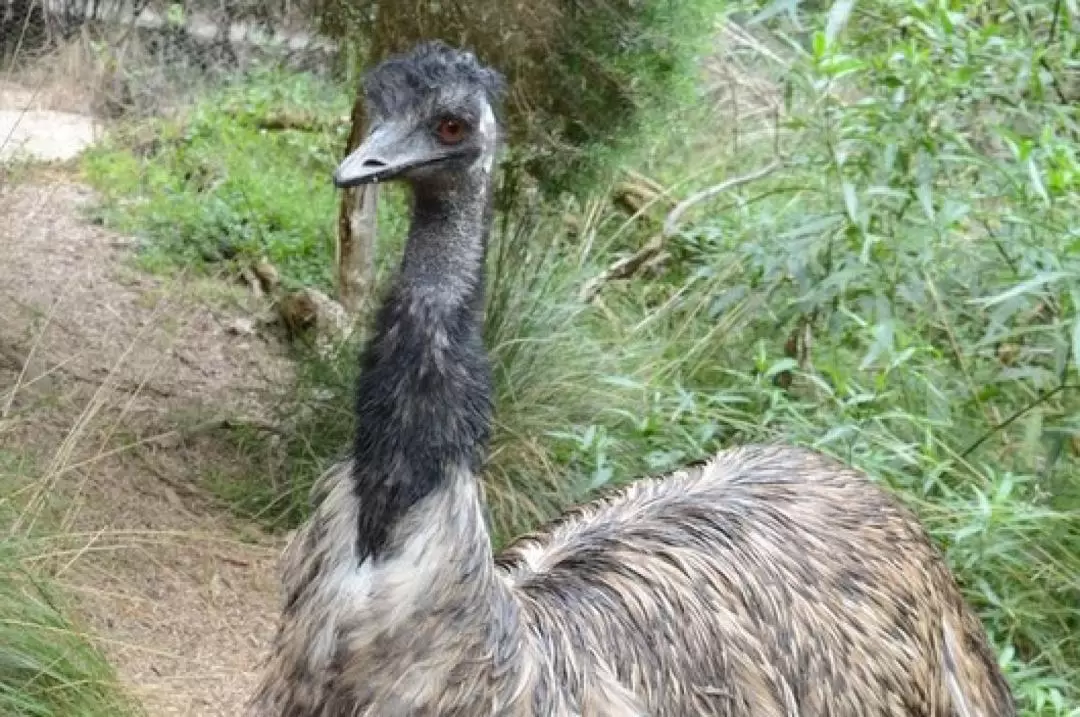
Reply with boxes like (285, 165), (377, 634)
(248, 41), (1015, 717)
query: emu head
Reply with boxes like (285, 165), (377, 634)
(333, 41), (506, 190)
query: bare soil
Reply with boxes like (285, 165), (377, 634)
(0, 172), (294, 715)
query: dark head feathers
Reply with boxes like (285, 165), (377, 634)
(363, 40), (506, 119)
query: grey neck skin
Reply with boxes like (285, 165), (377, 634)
(400, 169), (494, 309)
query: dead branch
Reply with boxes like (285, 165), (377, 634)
(334, 86), (379, 317)
(0, 343), (177, 400)
(253, 111), (349, 133)
(662, 160), (782, 238)
(618, 168), (669, 197)
(579, 234), (664, 303)
(174, 417), (288, 442)
(580, 161), (782, 303)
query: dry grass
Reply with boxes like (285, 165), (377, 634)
(3, 34), (115, 115)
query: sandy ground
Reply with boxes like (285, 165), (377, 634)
(0, 81), (102, 162)
(0, 101), (294, 714)
(0, 108), (101, 161)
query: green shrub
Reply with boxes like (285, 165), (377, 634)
(82, 67), (368, 290)
(611, 0), (1079, 710)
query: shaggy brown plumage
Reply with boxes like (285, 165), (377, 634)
(250, 445), (1016, 716)
(247, 41), (1016, 717)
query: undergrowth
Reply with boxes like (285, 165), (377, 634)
(82, 66), (387, 291)
(82, 0), (1078, 713)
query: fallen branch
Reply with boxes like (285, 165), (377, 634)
(960, 383), (1077, 459)
(250, 111), (349, 133)
(580, 234), (664, 303)
(662, 160), (782, 238)
(0, 343), (177, 401)
(164, 417), (289, 444)
(619, 167), (668, 196)
(580, 161), (782, 303)
(66, 369), (177, 399)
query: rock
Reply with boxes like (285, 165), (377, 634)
(277, 287), (352, 356)
(252, 257), (280, 294)
(200, 245), (224, 263)
(226, 317), (256, 336)
(217, 239), (240, 260)
(238, 265), (263, 297)
(0, 108), (100, 162)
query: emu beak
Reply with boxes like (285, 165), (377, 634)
(333, 123), (435, 188)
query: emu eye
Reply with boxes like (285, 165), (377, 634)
(435, 117), (467, 145)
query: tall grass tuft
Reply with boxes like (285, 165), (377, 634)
(0, 451), (140, 717)
(0, 542), (142, 717)
(482, 210), (632, 545)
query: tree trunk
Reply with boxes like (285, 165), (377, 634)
(336, 86), (378, 316)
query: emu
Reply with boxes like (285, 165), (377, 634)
(247, 41), (1015, 717)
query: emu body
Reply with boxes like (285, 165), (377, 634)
(248, 41), (1015, 717)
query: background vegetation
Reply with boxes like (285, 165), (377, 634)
(2, 0), (1077, 713)
(85, 67), (355, 289)
(313, 0), (723, 195)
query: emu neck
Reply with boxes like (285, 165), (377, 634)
(401, 177), (492, 307)
(303, 165), (533, 711)
(351, 168), (495, 564)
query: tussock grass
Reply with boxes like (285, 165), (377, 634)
(0, 540), (142, 717)
(0, 450), (141, 717)
(481, 210), (634, 545)
(0, 288), (175, 717)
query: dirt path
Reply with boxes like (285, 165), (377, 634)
(0, 175), (295, 715)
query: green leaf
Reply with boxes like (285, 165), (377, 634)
(1026, 156), (1050, 206)
(860, 321), (894, 371)
(825, 0), (856, 48)
(842, 181), (859, 224)
(1022, 409), (1043, 459)
(916, 179), (934, 221)
(600, 375), (643, 390)
(765, 358), (798, 379)
(588, 464), (613, 491)
(820, 54), (865, 78)
(749, 0), (800, 26)
(968, 272), (1072, 308)
(166, 2), (185, 26)
(888, 347), (916, 370)
(1072, 313), (1080, 373)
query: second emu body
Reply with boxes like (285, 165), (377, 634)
(248, 42), (1015, 716)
